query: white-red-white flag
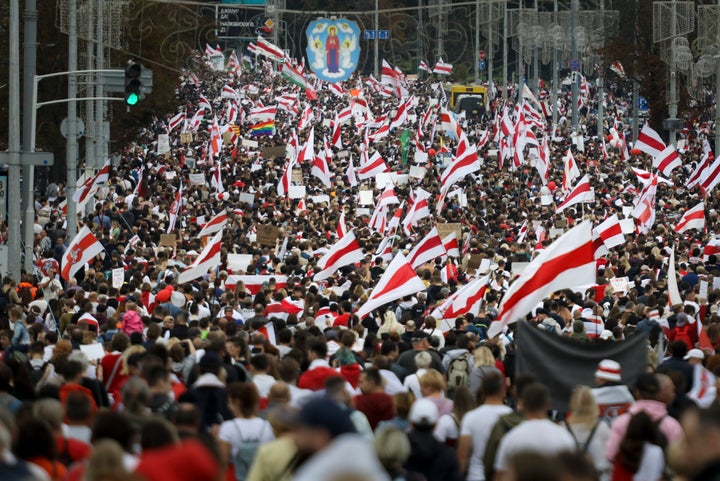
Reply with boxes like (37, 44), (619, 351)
(674, 202), (705, 233)
(442, 231), (460, 258)
(209, 116), (223, 159)
(178, 229), (223, 284)
(277, 159), (295, 197)
(311, 154), (332, 188)
(211, 163), (224, 193)
(168, 112), (186, 132)
(562, 149), (581, 192)
(418, 60), (430, 72)
(407, 227), (446, 269)
(356, 253), (426, 319)
(440, 143), (480, 194)
(431, 276), (490, 329)
(197, 210), (228, 238)
(337, 210), (348, 238)
(298, 127), (315, 163)
(314, 230), (366, 281)
(167, 182), (183, 233)
(487, 222), (596, 337)
(225, 275), (288, 294)
(632, 174), (658, 234)
(653, 145), (682, 177)
(433, 58), (453, 75)
(73, 159), (111, 204)
(358, 151), (389, 179)
(556, 175), (594, 213)
(61, 226), (105, 281)
(255, 36), (285, 61)
(634, 124), (666, 158)
(593, 214), (625, 250)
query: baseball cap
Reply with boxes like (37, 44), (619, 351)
(409, 399), (439, 427)
(684, 348), (704, 361)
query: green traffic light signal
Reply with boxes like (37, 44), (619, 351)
(124, 61), (143, 106)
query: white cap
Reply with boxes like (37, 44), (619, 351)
(684, 348), (704, 361)
(409, 399), (439, 427)
(170, 291), (186, 308)
(595, 359), (622, 382)
(600, 330), (614, 341)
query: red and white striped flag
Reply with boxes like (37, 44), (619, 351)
(377, 186), (400, 209)
(407, 227), (446, 269)
(61, 226), (105, 281)
(634, 124), (666, 158)
(298, 105), (315, 131)
(337, 210), (348, 238)
(168, 112), (186, 132)
(556, 175), (594, 213)
(314, 230), (366, 281)
(178, 229), (223, 284)
(418, 60), (429, 72)
(433, 58), (453, 75)
(674, 202), (705, 233)
(432, 276), (490, 329)
(277, 159), (295, 197)
(632, 175), (658, 234)
(298, 126), (315, 163)
(358, 151), (389, 179)
(209, 117), (222, 159)
(225, 275), (288, 294)
(255, 36), (285, 61)
(356, 253), (426, 319)
(487, 222), (596, 337)
(562, 149), (581, 192)
(73, 159), (111, 204)
(442, 231), (460, 258)
(221, 84), (238, 98)
(167, 182), (183, 233)
(593, 214), (625, 250)
(256, 322), (277, 345)
(653, 145), (682, 177)
(311, 154), (332, 188)
(197, 210), (228, 238)
(440, 143), (480, 194)
(610, 60), (626, 77)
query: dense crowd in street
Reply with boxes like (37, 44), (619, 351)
(2, 40), (720, 481)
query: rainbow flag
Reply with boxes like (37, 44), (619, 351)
(250, 120), (274, 136)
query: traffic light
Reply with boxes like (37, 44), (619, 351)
(124, 61), (143, 106)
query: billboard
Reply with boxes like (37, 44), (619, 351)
(305, 18), (360, 83)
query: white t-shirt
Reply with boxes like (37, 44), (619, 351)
(403, 368), (427, 399)
(218, 417), (275, 451)
(460, 404), (513, 481)
(633, 443), (665, 481)
(252, 373), (277, 398)
(434, 413), (460, 444)
(494, 419), (576, 473)
(565, 421), (612, 477)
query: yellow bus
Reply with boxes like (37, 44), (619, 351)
(448, 85), (488, 118)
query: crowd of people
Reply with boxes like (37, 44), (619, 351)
(1, 40), (720, 481)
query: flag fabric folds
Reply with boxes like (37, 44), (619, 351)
(61, 226), (105, 281)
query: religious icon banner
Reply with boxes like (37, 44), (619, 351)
(305, 18), (361, 82)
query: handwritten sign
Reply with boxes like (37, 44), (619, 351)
(159, 234), (176, 248)
(437, 223), (462, 242)
(256, 225), (280, 246)
(180, 132), (193, 144)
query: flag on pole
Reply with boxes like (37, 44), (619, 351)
(610, 60), (626, 77)
(431, 276), (490, 329)
(419, 60), (429, 72)
(674, 202), (705, 233)
(178, 229), (224, 284)
(487, 222), (596, 338)
(197, 210), (228, 238)
(634, 124), (666, 158)
(255, 36), (285, 61)
(433, 58), (453, 75)
(593, 214), (625, 250)
(314, 230), (366, 281)
(556, 175), (594, 213)
(406, 227), (446, 269)
(167, 183), (183, 233)
(73, 159), (111, 204)
(653, 145), (682, 177)
(667, 247), (683, 307)
(61, 226), (105, 281)
(356, 253), (426, 319)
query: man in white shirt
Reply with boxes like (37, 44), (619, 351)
(250, 354), (277, 398)
(457, 370), (512, 481)
(494, 382), (575, 479)
(403, 351), (431, 398)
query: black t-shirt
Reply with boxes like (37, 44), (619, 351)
(170, 324), (190, 340)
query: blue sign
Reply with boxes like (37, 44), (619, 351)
(569, 59), (580, 71)
(479, 60), (486, 71)
(638, 96), (649, 112)
(306, 18), (361, 83)
(363, 30), (390, 40)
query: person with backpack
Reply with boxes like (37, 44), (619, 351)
(217, 382), (274, 481)
(605, 373), (684, 464)
(443, 334), (474, 399)
(564, 386), (611, 480)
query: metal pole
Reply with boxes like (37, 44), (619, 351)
(715, 56), (720, 152)
(86, 0), (95, 179)
(7, 0), (22, 279)
(22, 0), (38, 273)
(96, 0), (105, 170)
(502, 1), (508, 100)
(668, 0), (678, 145)
(597, 0), (604, 139)
(633, 79), (639, 141)
(488, 2), (494, 86)
(374, 0), (379, 78)
(437, 1), (444, 61)
(475, 0), (480, 84)
(552, 0), (558, 127)
(418, 0), (423, 77)
(66, 0), (79, 241)
(571, 0), (579, 131)
(533, 0), (539, 95)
